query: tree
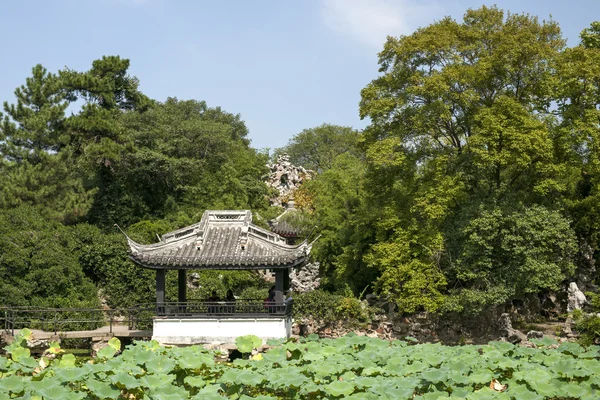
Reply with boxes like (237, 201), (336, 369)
(0, 206), (98, 307)
(581, 21), (600, 49)
(275, 124), (362, 172)
(86, 98), (271, 227)
(1, 64), (67, 163)
(356, 6), (578, 311)
(301, 153), (377, 293)
(0, 65), (94, 223)
(446, 205), (577, 313)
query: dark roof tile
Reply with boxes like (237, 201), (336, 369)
(124, 210), (311, 270)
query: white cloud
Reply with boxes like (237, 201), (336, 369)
(320, 0), (443, 49)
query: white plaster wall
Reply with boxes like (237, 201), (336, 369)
(153, 317), (293, 345)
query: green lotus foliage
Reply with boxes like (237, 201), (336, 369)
(1, 332), (599, 399)
(235, 334), (262, 354)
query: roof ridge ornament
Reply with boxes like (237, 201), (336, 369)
(114, 224), (132, 240)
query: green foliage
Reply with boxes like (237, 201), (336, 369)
(92, 97), (271, 227)
(294, 290), (372, 323)
(581, 21), (600, 49)
(3, 335), (600, 399)
(302, 153), (377, 294)
(574, 292), (600, 345)
(186, 270), (271, 302)
(0, 206), (98, 308)
(337, 6), (598, 312)
(365, 226), (447, 313)
(235, 335), (262, 354)
(274, 123), (362, 172)
(447, 205), (577, 313)
(67, 223), (156, 307)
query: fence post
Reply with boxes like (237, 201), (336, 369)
(109, 309), (113, 334)
(53, 311), (58, 335)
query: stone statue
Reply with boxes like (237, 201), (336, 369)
(567, 282), (587, 313)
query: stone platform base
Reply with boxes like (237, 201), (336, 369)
(152, 316), (293, 345)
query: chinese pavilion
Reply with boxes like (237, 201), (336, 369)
(121, 210), (313, 344)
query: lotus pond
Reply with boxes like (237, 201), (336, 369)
(1, 329), (599, 399)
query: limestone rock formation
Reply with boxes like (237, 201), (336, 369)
(290, 262), (320, 292)
(266, 154), (314, 206)
(188, 272), (201, 289)
(526, 330), (544, 340)
(567, 282), (587, 313)
(498, 313), (527, 344)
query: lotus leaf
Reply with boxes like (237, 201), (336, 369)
(10, 347), (30, 363)
(529, 337), (557, 347)
(0, 374), (27, 394)
(235, 335), (262, 353)
(145, 357), (176, 374)
(323, 380), (356, 397)
(553, 359), (578, 376)
(96, 345), (118, 360)
(190, 384), (225, 400)
(141, 373), (177, 389)
(178, 354), (214, 369)
(421, 368), (448, 383)
(53, 367), (88, 382)
(554, 382), (591, 398)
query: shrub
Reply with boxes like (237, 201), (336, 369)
(294, 290), (373, 324)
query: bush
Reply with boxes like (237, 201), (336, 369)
(186, 271), (271, 301)
(294, 290), (372, 324)
(574, 292), (600, 346)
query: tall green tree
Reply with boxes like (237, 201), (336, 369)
(355, 6), (578, 312)
(0, 65), (94, 223)
(275, 124), (362, 172)
(86, 98), (271, 227)
(1, 65), (67, 163)
(554, 22), (600, 288)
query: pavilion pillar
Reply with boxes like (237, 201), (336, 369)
(274, 268), (290, 303)
(283, 267), (290, 291)
(178, 269), (187, 303)
(156, 269), (166, 314)
(274, 270), (285, 303)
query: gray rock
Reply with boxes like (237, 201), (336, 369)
(507, 331), (527, 344)
(526, 330), (544, 340)
(498, 313), (527, 344)
(499, 313), (513, 331)
(567, 282), (587, 313)
(266, 154), (315, 206)
(290, 262), (320, 292)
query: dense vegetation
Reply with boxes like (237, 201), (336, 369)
(1, 7), (600, 322)
(2, 330), (600, 399)
(287, 8), (600, 316)
(0, 56), (273, 308)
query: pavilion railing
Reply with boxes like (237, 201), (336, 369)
(155, 300), (292, 317)
(1, 300), (292, 336)
(0, 305), (155, 336)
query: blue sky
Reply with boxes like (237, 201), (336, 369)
(1, 0), (599, 151)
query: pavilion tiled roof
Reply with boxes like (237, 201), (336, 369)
(121, 210), (312, 270)
(269, 200), (302, 238)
